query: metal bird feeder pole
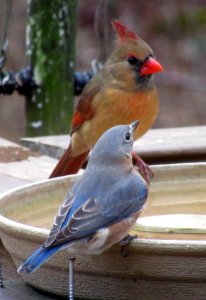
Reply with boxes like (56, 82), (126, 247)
(26, 0), (77, 136)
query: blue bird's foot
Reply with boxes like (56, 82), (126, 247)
(119, 234), (137, 257)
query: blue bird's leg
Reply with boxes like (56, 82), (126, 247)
(119, 234), (138, 257)
(68, 257), (76, 300)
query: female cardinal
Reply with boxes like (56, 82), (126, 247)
(49, 20), (163, 182)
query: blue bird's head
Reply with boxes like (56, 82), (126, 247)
(88, 121), (139, 165)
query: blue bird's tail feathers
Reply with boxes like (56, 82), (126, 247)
(17, 244), (62, 274)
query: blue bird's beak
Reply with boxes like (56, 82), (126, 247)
(130, 120), (139, 133)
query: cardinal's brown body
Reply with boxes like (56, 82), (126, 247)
(50, 20), (163, 178)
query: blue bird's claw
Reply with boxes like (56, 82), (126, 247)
(119, 234), (138, 257)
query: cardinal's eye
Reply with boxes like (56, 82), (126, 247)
(128, 56), (138, 65)
(125, 132), (131, 142)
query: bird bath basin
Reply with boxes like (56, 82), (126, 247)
(0, 163), (206, 299)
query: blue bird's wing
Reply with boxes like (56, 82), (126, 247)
(18, 194), (114, 274)
(44, 197), (111, 247)
(44, 172), (147, 248)
(44, 192), (75, 247)
(18, 192), (75, 274)
(18, 196), (108, 274)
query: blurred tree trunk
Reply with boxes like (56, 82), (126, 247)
(26, 0), (77, 136)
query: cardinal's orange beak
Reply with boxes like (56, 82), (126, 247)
(140, 57), (163, 75)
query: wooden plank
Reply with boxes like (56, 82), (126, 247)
(21, 126), (206, 163)
(0, 156), (57, 182)
(0, 137), (40, 163)
(0, 138), (22, 148)
(135, 125), (206, 163)
(0, 137), (58, 194)
(21, 135), (69, 159)
(0, 174), (29, 194)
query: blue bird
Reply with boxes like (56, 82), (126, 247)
(18, 121), (148, 280)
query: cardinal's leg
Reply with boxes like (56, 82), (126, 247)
(132, 152), (153, 185)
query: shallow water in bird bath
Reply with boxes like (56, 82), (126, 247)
(2, 190), (64, 229)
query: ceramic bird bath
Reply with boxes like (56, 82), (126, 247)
(0, 163), (206, 299)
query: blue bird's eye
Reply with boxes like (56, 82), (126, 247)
(125, 132), (131, 142)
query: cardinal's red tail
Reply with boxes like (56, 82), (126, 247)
(49, 145), (89, 178)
